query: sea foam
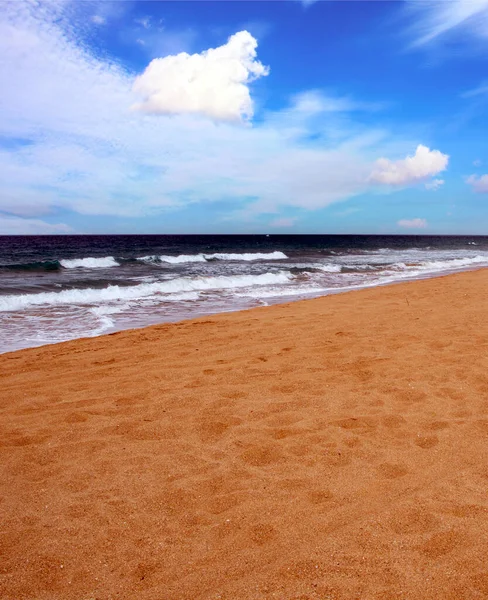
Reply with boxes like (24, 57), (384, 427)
(139, 251), (288, 264)
(60, 256), (119, 269)
(0, 271), (293, 312)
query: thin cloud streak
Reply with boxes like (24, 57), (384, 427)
(406, 0), (488, 48)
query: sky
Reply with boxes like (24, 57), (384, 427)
(0, 0), (488, 235)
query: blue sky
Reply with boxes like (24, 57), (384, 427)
(0, 0), (487, 235)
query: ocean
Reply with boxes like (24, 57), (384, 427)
(1, 234), (488, 354)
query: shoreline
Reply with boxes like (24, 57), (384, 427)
(2, 265), (487, 357)
(1, 269), (488, 599)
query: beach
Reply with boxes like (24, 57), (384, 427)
(2, 234), (488, 355)
(1, 269), (487, 599)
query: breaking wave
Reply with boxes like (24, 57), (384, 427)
(410, 255), (488, 271)
(139, 251), (288, 264)
(0, 271), (293, 312)
(60, 256), (120, 269)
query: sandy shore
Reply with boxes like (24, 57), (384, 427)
(1, 270), (487, 600)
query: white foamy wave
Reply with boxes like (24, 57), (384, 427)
(315, 264), (341, 273)
(341, 264), (378, 271)
(88, 292), (201, 333)
(208, 251), (288, 261)
(138, 251), (288, 264)
(90, 304), (128, 317)
(388, 255), (488, 274)
(60, 256), (119, 269)
(156, 254), (207, 264)
(417, 255), (488, 271)
(290, 263), (341, 273)
(0, 272), (292, 312)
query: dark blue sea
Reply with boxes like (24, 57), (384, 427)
(1, 234), (488, 353)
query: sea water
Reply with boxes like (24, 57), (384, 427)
(1, 234), (488, 353)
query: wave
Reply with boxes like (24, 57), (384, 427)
(0, 256), (118, 271)
(311, 263), (341, 273)
(0, 259), (62, 271)
(390, 255), (488, 273)
(208, 251), (288, 261)
(289, 263), (342, 276)
(418, 255), (488, 271)
(341, 264), (379, 272)
(139, 251), (288, 264)
(2, 251), (288, 271)
(0, 271), (293, 312)
(140, 254), (208, 264)
(60, 256), (119, 269)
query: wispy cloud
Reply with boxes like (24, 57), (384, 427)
(334, 207), (360, 218)
(135, 16), (152, 30)
(406, 0), (488, 48)
(462, 81), (488, 99)
(91, 15), (106, 26)
(290, 90), (385, 115)
(425, 178), (444, 191)
(0, 214), (72, 234)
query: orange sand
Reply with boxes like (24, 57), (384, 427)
(1, 270), (488, 600)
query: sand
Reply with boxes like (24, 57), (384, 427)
(1, 270), (488, 600)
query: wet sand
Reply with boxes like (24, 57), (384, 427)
(1, 269), (487, 600)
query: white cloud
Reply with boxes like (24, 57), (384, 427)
(91, 15), (106, 26)
(132, 30), (269, 122)
(269, 217), (297, 228)
(407, 0), (488, 47)
(135, 17), (151, 29)
(425, 178), (445, 191)
(398, 218), (427, 229)
(467, 174), (488, 193)
(369, 145), (449, 186)
(0, 215), (72, 235)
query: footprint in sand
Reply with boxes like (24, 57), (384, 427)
(389, 507), (439, 535)
(197, 420), (230, 443)
(206, 492), (245, 515)
(382, 415), (407, 429)
(307, 490), (334, 505)
(427, 420), (450, 431)
(271, 428), (301, 440)
(333, 416), (377, 432)
(415, 434), (439, 449)
(377, 462), (409, 479)
(241, 445), (282, 466)
(249, 523), (275, 545)
(65, 412), (88, 424)
(417, 530), (463, 559)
